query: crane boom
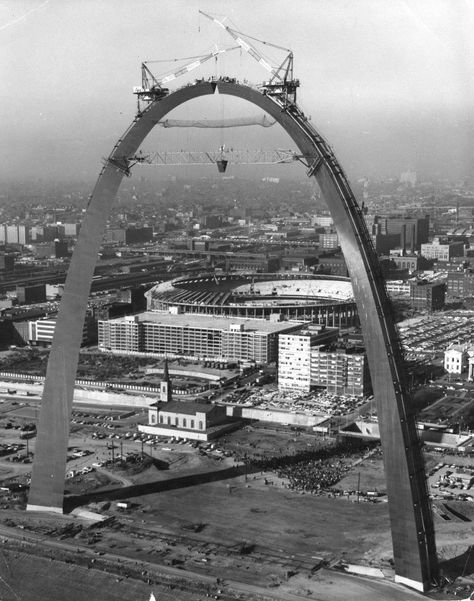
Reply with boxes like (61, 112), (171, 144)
(133, 45), (238, 105)
(198, 10), (299, 102)
(199, 10), (277, 79)
(159, 46), (232, 84)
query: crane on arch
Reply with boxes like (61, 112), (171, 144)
(133, 45), (239, 110)
(199, 9), (299, 104)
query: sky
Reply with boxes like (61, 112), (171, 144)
(1, 0), (474, 182)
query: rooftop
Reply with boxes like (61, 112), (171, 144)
(106, 311), (304, 334)
(150, 401), (218, 415)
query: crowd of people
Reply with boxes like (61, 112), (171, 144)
(278, 457), (349, 493)
(234, 439), (380, 495)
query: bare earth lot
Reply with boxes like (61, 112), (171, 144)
(0, 401), (472, 599)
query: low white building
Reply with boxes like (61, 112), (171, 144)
(139, 400), (238, 441)
(444, 343), (474, 375)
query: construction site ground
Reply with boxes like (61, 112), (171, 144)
(0, 399), (472, 600)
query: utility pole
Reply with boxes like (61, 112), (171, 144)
(357, 472), (361, 503)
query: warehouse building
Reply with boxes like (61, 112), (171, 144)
(420, 238), (464, 262)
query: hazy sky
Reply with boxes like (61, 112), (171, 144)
(1, 0), (474, 182)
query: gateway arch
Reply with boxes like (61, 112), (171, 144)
(27, 80), (438, 591)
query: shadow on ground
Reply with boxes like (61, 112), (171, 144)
(64, 463), (252, 512)
(439, 545), (474, 582)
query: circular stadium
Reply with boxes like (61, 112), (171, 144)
(146, 273), (357, 326)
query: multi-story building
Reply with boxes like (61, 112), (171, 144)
(278, 324), (369, 395)
(278, 325), (339, 391)
(371, 233), (400, 255)
(0, 253), (14, 272)
(385, 280), (411, 297)
(409, 280), (445, 311)
(319, 232), (339, 249)
(420, 238), (465, 262)
(447, 270), (474, 298)
(99, 312), (301, 363)
(105, 227), (154, 245)
(310, 346), (369, 396)
(4, 225), (28, 245)
(224, 254), (280, 272)
(312, 215), (333, 228)
(32, 241), (69, 259)
(16, 284), (46, 305)
(28, 315), (94, 346)
(280, 254), (318, 271)
(370, 215), (429, 252)
(63, 223), (80, 237)
(389, 254), (427, 273)
(317, 255), (348, 277)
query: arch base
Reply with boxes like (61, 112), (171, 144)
(26, 504), (63, 514)
(394, 574), (427, 592)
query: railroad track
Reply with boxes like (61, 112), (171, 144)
(116, 517), (328, 575)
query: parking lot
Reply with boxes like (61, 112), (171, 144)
(398, 310), (474, 357)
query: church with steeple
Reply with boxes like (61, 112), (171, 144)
(139, 358), (238, 441)
(160, 359), (172, 404)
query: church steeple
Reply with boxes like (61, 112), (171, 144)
(160, 359), (172, 403)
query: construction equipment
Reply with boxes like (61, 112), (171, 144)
(133, 45), (238, 109)
(199, 10), (299, 103)
(128, 148), (310, 169)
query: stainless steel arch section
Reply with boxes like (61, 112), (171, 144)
(27, 81), (437, 591)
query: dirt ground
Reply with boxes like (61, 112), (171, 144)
(0, 401), (473, 599)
